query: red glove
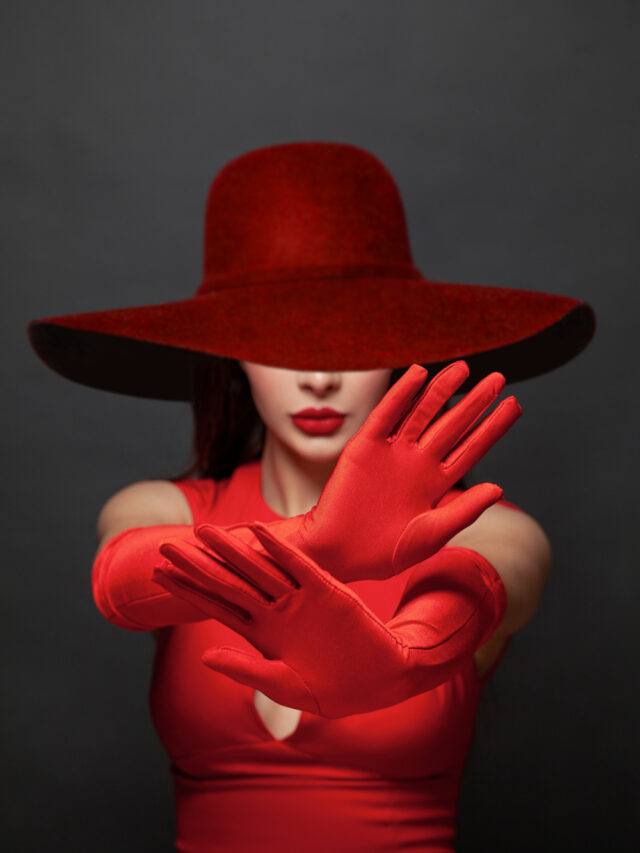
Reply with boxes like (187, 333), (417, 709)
(92, 525), (214, 631)
(153, 522), (506, 717)
(218, 360), (521, 582)
(93, 361), (519, 631)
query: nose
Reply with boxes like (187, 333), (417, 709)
(297, 371), (342, 397)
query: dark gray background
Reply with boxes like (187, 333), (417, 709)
(4, 1), (638, 850)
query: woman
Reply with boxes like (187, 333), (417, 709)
(27, 142), (595, 851)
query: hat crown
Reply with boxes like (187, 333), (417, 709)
(27, 141), (595, 399)
(201, 142), (415, 289)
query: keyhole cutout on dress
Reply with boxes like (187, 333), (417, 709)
(253, 690), (302, 740)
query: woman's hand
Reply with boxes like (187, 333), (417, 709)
(216, 360), (522, 583)
(152, 521), (505, 717)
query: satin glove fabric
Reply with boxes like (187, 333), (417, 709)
(218, 360), (522, 583)
(92, 525), (214, 631)
(91, 360), (519, 631)
(153, 522), (506, 717)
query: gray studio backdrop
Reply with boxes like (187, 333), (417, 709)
(4, 2), (638, 850)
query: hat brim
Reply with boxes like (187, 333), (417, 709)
(27, 276), (596, 400)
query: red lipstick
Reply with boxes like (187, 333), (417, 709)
(291, 407), (346, 436)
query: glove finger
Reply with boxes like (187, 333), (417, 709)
(152, 565), (254, 629)
(431, 482), (504, 541)
(393, 513), (448, 571)
(401, 360), (470, 443)
(160, 545), (274, 613)
(159, 540), (276, 607)
(421, 371), (505, 456)
(358, 362), (429, 440)
(393, 483), (503, 571)
(250, 522), (333, 592)
(202, 647), (320, 715)
(442, 396), (522, 479)
(449, 481), (505, 523)
(196, 525), (297, 598)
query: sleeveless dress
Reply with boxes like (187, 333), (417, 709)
(149, 459), (516, 852)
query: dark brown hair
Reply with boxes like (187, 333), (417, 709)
(173, 358), (468, 490)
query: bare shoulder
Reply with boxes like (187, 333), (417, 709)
(96, 479), (193, 548)
(447, 500), (553, 575)
(448, 498), (552, 675)
(446, 499), (553, 680)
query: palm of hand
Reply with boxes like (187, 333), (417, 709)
(270, 360), (521, 581)
(154, 522), (428, 717)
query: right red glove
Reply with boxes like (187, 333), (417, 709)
(205, 360), (521, 583)
(154, 522), (506, 717)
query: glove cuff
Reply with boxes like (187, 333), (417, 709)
(440, 546), (507, 647)
(394, 545), (507, 661)
(92, 526), (210, 631)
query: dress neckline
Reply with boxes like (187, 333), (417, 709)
(241, 458), (287, 521)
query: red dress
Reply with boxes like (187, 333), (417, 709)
(149, 460), (515, 852)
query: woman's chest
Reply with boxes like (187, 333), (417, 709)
(253, 689), (302, 740)
(149, 618), (482, 779)
(253, 635), (505, 737)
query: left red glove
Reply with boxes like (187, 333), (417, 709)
(153, 522), (506, 717)
(92, 525), (215, 631)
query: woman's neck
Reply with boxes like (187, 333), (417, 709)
(259, 431), (338, 518)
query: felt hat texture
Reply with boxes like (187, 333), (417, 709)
(27, 141), (596, 400)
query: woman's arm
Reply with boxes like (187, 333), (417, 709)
(153, 524), (511, 716)
(93, 480), (210, 631)
(96, 480), (193, 548)
(444, 502), (552, 639)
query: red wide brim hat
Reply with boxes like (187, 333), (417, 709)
(27, 142), (596, 401)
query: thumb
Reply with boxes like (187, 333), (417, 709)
(443, 482), (504, 531)
(394, 483), (503, 571)
(202, 647), (320, 715)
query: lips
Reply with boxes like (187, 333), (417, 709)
(291, 407), (346, 435)
(293, 407), (344, 418)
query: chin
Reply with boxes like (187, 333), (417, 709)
(292, 436), (346, 463)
